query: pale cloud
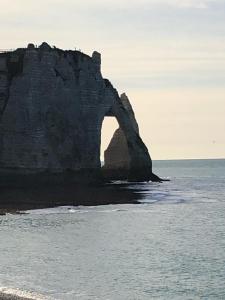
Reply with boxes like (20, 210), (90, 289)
(169, 0), (208, 8)
(69, 0), (218, 9)
(0, 0), (218, 13)
(148, 0), (212, 9)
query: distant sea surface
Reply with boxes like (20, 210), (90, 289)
(0, 159), (225, 300)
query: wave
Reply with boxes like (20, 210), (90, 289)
(0, 287), (52, 300)
(25, 206), (81, 215)
(25, 205), (128, 215)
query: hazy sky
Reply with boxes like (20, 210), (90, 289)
(1, 0), (225, 159)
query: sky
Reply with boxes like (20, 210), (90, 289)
(1, 0), (225, 159)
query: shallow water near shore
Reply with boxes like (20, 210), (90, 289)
(0, 159), (225, 299)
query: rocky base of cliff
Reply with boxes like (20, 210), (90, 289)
(102, 166), (163, 182)
(101, 167), (129, 181)
(0, 168), (103, 187)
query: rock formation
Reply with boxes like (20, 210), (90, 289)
(0, 42), (160, 186)
(102, 93), (140, 179)
(102, 93), (161, 182)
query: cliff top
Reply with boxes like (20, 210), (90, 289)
(0, 42), (100, 64)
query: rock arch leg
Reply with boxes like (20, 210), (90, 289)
(102, 90), (161, 182)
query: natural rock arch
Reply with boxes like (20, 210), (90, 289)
(0, 42), (160, 186)
(101, 87), (160, 182)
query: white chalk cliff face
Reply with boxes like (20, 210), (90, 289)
(0, 42), (158, 186)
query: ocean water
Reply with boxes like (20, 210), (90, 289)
(0, 159), (225, 300)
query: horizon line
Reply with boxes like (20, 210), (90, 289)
(153, 157), (225, 161)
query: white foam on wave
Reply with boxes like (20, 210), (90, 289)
(26, 202), (194, 215)
(25, 206), (81, 215)
(24, 205), (132, 215)
(0, 287), (53, 300)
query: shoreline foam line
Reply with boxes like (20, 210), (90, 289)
(0, 288), (52, 300)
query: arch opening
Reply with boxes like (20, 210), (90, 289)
(99, 92), (156, 182)
(100, 115), (133, 180)
(100, 116), (119, 165)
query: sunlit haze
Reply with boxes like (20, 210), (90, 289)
(1, 0), (225, 159)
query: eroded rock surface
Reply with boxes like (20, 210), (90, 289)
(0, 42), (158, 186)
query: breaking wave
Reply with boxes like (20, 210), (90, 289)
(0, 287), (52, 300)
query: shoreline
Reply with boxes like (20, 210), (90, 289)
(0, 288), (48, 300)
(0, 293), (34, 300)
(0, 292), (50, 300)
(0, 182), (146, 215)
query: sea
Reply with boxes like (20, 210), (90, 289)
(0, 159), (225, 300)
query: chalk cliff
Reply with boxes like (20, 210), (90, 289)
(0, 42), (159, 186)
